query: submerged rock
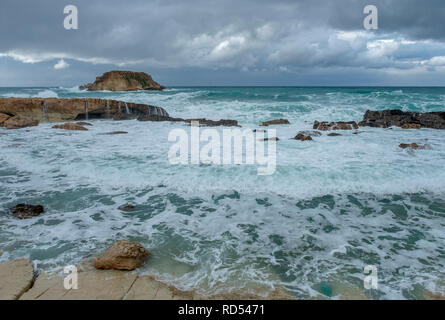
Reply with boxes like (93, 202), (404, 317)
(360, 109), (445, 129)
(107, 131), (128, 135)
(81, 71), (165, 91)
(76, 121), (93, 126)
(327, 133), (342, 137)
(261, 119), (290, 126)
(10, 204), (44, 219)
(313, 120), (358, 131)
(3, 116), (39, 130)
(399, 143), (428, 150)
(119, 204), (135, 211)
(93, 240), (150, 271)
(52, 123), (88, 131)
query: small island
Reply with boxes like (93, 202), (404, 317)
(80, 70), (165, 91)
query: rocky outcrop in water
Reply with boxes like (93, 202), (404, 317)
(93, 241), (150, 271)
(293, 133), (313, 141)
(10, 204), (44, 219)
(1, 116), (39, 130)
(359, 110), (445, 129)
(80, 71), (165, 91)
(52, 123), (88, 131)
(261, 119), (290, 126)
(313, 121), (359, 131)
(0, 98), (169, 123)
(399, 143), (429, 150)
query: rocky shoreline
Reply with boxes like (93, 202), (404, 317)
(0, 257), (293, 300)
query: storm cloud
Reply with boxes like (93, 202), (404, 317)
(1, 0), (445, 86)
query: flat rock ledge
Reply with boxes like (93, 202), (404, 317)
(0, 259), (292, 300)
(0, 258), (34, 300)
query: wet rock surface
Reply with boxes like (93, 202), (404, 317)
(261, 119), (290, 126)
(293, 133), (313, 141)
(10, 204), (44, 219)
(2, 116), (39, 130)
(93, 241), (150, 271)
(52, 123), (88, 131)
(313, 121), (358, 131)
(360, 110), (445, 129)
(399, 143), (429, 150)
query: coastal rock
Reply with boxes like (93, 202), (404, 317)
(0, 113), (11, 126)
(0, 258), (34, 300)
(10, 204), (44, 219)
(328, 133), (342, 136)
(360, 109), (445, 129)
(313, 120), (358, 131)
(107, 131), (128, 135)
(21, 270), (137, 300)
(259, 137), (279, 141)
(93, 240), (150, 271)
(76, 121), (93, 126)
(137, 114), (172, 122)
(52, 123), (88, 131)
(261, 119), (290, 126)
(185, 118), (240, 127)
(3, 116), (39, 130)
(119, 204), (135, 211)
(81, 71), (165, 91)
(399, 143), (428, 150)
(293, 133), (313, 141)
(0, 98), (169, 123)
(402, 123), (421, 129)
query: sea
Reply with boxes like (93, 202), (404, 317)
(0, 86), (444, 299)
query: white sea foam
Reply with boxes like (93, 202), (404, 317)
(1, 87), (444, 299)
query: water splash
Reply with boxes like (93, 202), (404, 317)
(84, 98), (89, 120)
(41, 100), (48, 121)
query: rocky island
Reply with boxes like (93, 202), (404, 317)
(80, 70), (165, 91)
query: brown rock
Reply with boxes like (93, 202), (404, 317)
(0, 258), (34, 300)
(10, 204), (44, 219)
(328, 133), (342, 137)
(52, 123), (88, 131)
(0, 98), (169, 123)
(402, 123), (421, 129)
(3, 116), (39, 130)
(0, 113), (11, 126)
(399, 143), (427, 150)
(81, 71), (165, 91)
(261, 119), (290, 126)
(94, 241), (150, 271)
(184, 118), (240, 127)
(21, 270), (137, 300)
(76, 122), (93, 126)
(119, 205), (135, 211)
(293, 133), (313, 141)
(314, 121), (358, 131)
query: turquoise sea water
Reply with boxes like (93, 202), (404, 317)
(0, 86), (444, 299)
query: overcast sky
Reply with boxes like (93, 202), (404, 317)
(1, 0), (445, 86)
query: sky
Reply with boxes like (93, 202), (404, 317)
(1, 0), (445, 87)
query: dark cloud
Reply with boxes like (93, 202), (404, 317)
(1, 0), (445, 85)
